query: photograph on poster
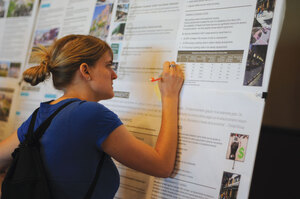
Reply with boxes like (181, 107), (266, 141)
(90, 3), (114, 41)
(33, 28), (59, 47)
(111, 43), (121, 61)
(118, 0), (129, 3)
(250, 26), (271, 45)
(0, 89), (13, 122)
(219, 172), (241, 199)
(111, 23), (126, 41)
(7, 0), (34, 17)
(112, 62), (119, 73)
(250, 0), (275, 45)
(115, 3), (129, 22)
(0, 0), (5, 18)
(243, 44), (268, 86)
(8, 62), (21, 78)
(0, 61), (9, 77)
(244, 0), (276, 87)
(255, 0), (275, 28)
(226, 133), (249, 162)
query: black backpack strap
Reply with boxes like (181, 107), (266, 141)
(28, 107), (40, 135)
(26, 100), (76, 146)
(84, 152), (106, 199)
(20, 107), (40, 147)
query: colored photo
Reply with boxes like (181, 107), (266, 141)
(219, 172), (241, 199)
(244, 0), (276, 87)
(33, 28), (59, 47)
(90, 3), (114, 40)
(250, 27), (271, 45)
(111, 23), (126, 41)
(226, 133), (249, 162)
(111, 43), (121, 61)
(118, 0), (129, 3)
(243, 44), (268, 86)
(255, 0), (276, 28)
(0, 0), (6, 18)
(112, 62), (118, 73)
(0, 61), (9, 77)
(7, 0), (34, 17)
(0, 89), (13, 122)
(8, 62), (21, 78)
(115, 3), (129, 22)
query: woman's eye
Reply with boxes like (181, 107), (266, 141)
(107, 63), (116, 69)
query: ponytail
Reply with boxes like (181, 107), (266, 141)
(23, 45), (51, 86)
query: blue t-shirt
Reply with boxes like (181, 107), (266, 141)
(17, 98), (123, 199)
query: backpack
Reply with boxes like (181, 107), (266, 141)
(1, 100), (106, 199)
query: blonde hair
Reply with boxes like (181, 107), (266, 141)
(23, 34), (112, 90)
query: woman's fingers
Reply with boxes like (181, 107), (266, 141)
(163, 61), (170, 73)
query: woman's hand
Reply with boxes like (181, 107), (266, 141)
(158, 61), (184, 99)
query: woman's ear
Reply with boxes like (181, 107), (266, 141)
(79, 63), (91, 81)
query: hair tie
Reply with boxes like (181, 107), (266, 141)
(41, 60), (50, 72)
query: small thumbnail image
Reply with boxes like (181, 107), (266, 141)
(0, 61), (9, 77)
(112, 62), (119, 73)
(118, 0), (129, 3)
(111, 43), (121, 61)
(0, 89), (13, 122)
(226, 133), (249, 162)
(115, 3), (129, 22)
(250, 26), (271, 45)
(7, 0), (34, 17)
(89, 3), (114, 41)
(33, 28), (59, 47)
(8, 62), (21, 78)
(243, 44), (268, 86)
(0, 0), (6, 18)
(219, 171), (241, 199)
(111, 23), (126, 41)
(254, 0), (276, 29)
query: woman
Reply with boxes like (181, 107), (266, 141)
(0, 34), (184, 198)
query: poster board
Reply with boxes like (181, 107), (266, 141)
(0, 0), (285, 198)
(0, 0), (39, 138)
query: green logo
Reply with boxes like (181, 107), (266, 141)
(238, 147), (245, 159)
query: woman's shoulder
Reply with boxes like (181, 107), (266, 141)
(72, 100), (117, 118)
(71, 100), (122, 130)
(76, 100), (110, 112)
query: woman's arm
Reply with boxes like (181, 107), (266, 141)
(102, 61), (184, 177)
(0, 131), (19, 171)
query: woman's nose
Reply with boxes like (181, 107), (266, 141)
(111, 69), (117, 80)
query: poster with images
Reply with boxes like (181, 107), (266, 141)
(0, 0), (39, 138)
(0, 0), (285, 198)
(90, 1), (114, 41)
